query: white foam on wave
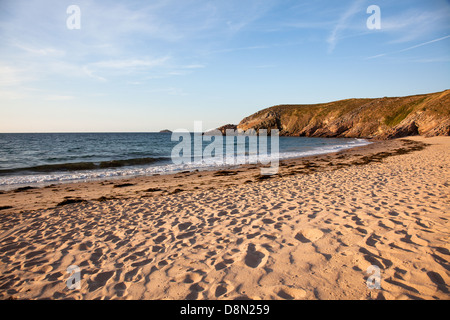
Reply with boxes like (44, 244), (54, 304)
(0, 139), (370, 190)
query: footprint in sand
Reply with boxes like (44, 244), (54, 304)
(46, 271), (64, 282)
(154, 235), (167, 244)
(114, 282), (127, 297)
(177, 222), (193, 231)
(295, 229), (324, 243)
(124, 267), (142, 282)
(182, 272), (206, 300)
(214, 260), (231, 271)
(131, 258), (153, 267)
(88, 270), (115, 292)
(244, 244), (267, 268)
(378, 220), (395, 230)
(276, 286), (307, 300)
(215, 285), (228, 297)
(416, 219), (432, 229)
(214, 281), (234, 298)
(426, 271), (449, 294)
(399, 232), (429, 247)
(180, 272), (203, 284)
(89, 248), (104, 265)
(185, 284), (204, 300)
(77, 241), (93, 251)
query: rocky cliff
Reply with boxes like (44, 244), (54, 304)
(233, 89), (450, 139)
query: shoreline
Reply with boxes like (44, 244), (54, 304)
(0, 137), (417, 214)
(0, 136), (449, 300)
(0, 137), (371, 191)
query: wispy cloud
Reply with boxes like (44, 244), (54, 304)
(285, 20), (334, 30)
(89, 57), (169, 70)
(381, 8), (450, 43)
(81, 57), (170, 82)
(327, 0), (365, 53)
(2, 0), (449, 133)
(366, 34), (450, 59)
(0, 64), (33, 86)
(206, 45), (269, 55)
(182, 64), (205, 69)
(0, 0), (278, 90)
(148, 87), (187, 96)
(410, 57), (450, 63)
(12, 42), (65, 57)
(82, 66), (107, 82)
(219, 0), (278, 33)
(0, 89), (27, 100)
(45, 95), (74, 101)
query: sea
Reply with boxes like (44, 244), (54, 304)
(0, 133), (370, 190)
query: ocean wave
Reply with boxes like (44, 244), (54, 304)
(0, 139), (370, 188)
(0, 157), (169, 176)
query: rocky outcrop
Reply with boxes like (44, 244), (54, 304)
(215, 124), (238, 135)
(231, 89), (450, 139)
(384, 121), (419, 139)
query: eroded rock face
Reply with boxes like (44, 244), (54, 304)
(384, 121), (419, 140)
(228, 89), (450, 139)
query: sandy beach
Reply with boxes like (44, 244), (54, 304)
(0, 136), (449, 300)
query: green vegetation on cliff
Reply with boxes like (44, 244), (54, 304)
(235, 90), (450, 139)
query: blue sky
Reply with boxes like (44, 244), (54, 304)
(1, 0), (449, 132)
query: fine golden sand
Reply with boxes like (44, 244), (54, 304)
(0, 136), (449, 300)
